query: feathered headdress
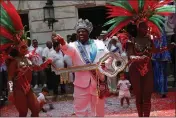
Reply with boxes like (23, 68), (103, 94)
(0, 0), (28, 51)
(104, 0), (175, 38)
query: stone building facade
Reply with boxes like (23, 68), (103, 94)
(11, 0), (107, 46)
(11, 0), (175, 46)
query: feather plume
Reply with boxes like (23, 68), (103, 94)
(1, 0), (23, 31)
(0, 26), (14, 40)
(128, 0), (138, 13)
(105, 0), (174, 38)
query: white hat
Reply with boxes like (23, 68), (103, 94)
(75, 18), (93, 33)
(100, 30), (107, 36)
(111, 36), (118, 40)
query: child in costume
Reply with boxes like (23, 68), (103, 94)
(0, 0), (52, 116)
(117, 72), (131, 107)
(105, 0), (176, 117)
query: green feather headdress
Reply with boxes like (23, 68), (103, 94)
(0, 0), (28, 51)
(104, 0), (175, 38)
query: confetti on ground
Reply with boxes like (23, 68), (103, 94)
(0, 92), (175, 117)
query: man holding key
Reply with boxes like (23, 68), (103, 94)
(53, 19), (110, 117)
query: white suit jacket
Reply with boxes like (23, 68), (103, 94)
(61, 39), (109, 88)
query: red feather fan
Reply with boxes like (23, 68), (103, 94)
(143, 0), (158, 11)
(108, 19), (131, 38)
(128, 0), (138, 13)
(156, 12), (174, 16)
(106, 5), (132, 17)
(1, 0), (23, 31)
(0, 26), (14, 40)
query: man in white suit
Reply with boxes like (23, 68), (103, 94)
(53, 19), (109, 116)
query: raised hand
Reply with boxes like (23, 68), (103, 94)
(53, 34), (66, 45)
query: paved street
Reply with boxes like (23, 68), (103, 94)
(0, 92), (175, 117)
(0, 75), (175, 117)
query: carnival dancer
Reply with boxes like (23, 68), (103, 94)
(53, 19), (110, 117)
(0, 0), (52, 116)
(105, 0), (176, 117)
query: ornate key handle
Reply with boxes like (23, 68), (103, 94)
(98, 52), (128, 77)
(52, 52), (128, 77)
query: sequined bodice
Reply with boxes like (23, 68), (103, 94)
(134, 42), (152, 56)
(16, 57), (32, 68)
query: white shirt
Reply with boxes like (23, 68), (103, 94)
(42, 47), (54, 59)
(28, 46), (43, 65)
(28, 46), (43, 56)
(103, 38), (111, 48)
(117, 80), (131, 91)
(37, 93), (46, 103)
(64, 55), (72, 67)
(116, 42), (123, 54)
(63, 54), (74, 82)
(48, 50), (64, 74)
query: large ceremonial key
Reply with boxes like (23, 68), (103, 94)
(54, 52), (128, 78)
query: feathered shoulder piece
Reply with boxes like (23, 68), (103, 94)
(104, 0), (175, 38)
(0, 0), (28, 51)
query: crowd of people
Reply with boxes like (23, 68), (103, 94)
(0, 0), (176, 117)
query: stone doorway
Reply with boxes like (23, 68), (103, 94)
(19, 13), (30, 46)
(19, 13), (30, 37)
(78, 6), (109, 39)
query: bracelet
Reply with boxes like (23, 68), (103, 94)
(8, 81), (13, 92)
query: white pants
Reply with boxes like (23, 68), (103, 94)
(73, 83), (105, 117)
(119, 90), (131, 99)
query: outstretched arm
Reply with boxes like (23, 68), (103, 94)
(32, 59), (52, 71)
(53, 34), (76, 57)
(151, 40), (176, 54)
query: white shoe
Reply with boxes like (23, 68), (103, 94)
(43, 84), (47, 87)
(34, 85), (38, 89)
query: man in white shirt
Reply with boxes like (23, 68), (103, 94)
(48, 41), (66, 96)
(42, 41), (54, 61)
(28, 39), (47, 89)
(98, 30), (111, 47)
(107, 36), (123, 54)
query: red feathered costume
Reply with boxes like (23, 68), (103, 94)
(105, 0), (176, 117)
(0, 0), (52, 116)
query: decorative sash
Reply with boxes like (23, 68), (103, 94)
(76, 39), (110, 99)
(76, 39), (97, 64)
